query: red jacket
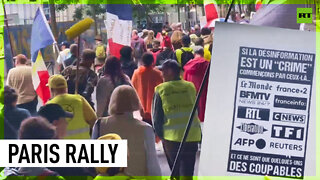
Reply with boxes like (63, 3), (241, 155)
(183, 57), (209, 122)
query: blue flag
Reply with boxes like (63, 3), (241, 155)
(30, 8), (55, 62)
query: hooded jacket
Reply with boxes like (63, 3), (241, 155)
(132, 66), (163, 121)
(92, 85), (161, 177)
(183, 57), (209, 122)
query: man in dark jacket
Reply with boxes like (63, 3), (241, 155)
(61, 49), (98, 109)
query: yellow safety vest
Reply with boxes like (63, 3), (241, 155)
(155, 80), (201, 142)
(47, 94), (90, 139)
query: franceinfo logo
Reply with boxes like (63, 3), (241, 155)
(297, 8), (312, 24)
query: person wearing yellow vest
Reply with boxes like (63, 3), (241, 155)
(47, 74), (97, 139)
(201, 27), (213, 61)
(174, 35), (194, 71)
(152, 59), (201, 179)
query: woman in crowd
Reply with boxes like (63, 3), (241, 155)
(3, 86), (31, 139)
(144, 30), (155, 50)
(92, 85), (161, 178)
(96, 56), (131, 117)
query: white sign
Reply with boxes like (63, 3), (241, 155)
(106, 13), (132, 46)
(199, 23), (316, 179)
(0, 140), (127, 167)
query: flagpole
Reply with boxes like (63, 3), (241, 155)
(75, 36), (81, 94)
(2, 0), (15, 66)
(169, 1), (235, 179)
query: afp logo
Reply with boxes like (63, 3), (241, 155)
(297, 8), (312, 24)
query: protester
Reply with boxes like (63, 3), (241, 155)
(194, 24), (201, 37)
(120, 46), (137, 79)
(64, 44), (78, 68)
(152, 60), (201, 179)
(37, 104), (95, 178)
(3, 86), (31, 139)
(171, 28), (183, 50)
(92, 85), (162, 177)
(96, 56), (131, 117)
(141, 29), (149, 39)
(144, 30), (155, 50)
(0, 117), (64, 178)
(57, 41), (70, 71)
(47, 74), (97, 139)
(191, 37), (204, 52)
(131, 29), (146, 64)
(183, 48), (209, 123)
(239, 13), (249, 24)
(156, 35), (175, 67)
(201, 27), (213, 61)
(174, 35), (194, 71)
(6, 54), (37, 115)
(132, 53), (163, 125)
(38, 104), (73, 139)
(62, 49), (98, 108)
(94, 35), (107, 70)
(150, 40), (162, 65)
(189, 34), (198, 47)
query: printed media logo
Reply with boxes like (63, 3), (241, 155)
(297, 8), (312, 24)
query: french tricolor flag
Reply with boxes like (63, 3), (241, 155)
(106, 4), (133, 59)
(30, 7), (55, 104)
(204, 0), (219, 28)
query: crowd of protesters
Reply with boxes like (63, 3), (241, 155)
(1, 21), (214, 180)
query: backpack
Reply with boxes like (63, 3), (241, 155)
(96, 44), (106, 59)
(133, 41), (144, 60)
(180, 49), (194, 69)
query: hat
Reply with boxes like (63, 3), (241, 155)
(108, 85), (141, 115)
(47, 75), (67, 89)
(60, 41), (70, 48)
(95, 35), (102, 41)
(96, 133), (122, 174)
(38, 104), (73, 123)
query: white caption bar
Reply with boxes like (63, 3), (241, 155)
(0, 140), (127, 167)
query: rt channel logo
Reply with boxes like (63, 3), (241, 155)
(297, 8), (312, 24)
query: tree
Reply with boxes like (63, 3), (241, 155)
(132, 4), (166, 29)
(48, 2), (78, 40)
(85, 5), (105, 35)
(48, 0), (58, 40)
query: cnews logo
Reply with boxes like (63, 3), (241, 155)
(297, 8), (312, 24)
